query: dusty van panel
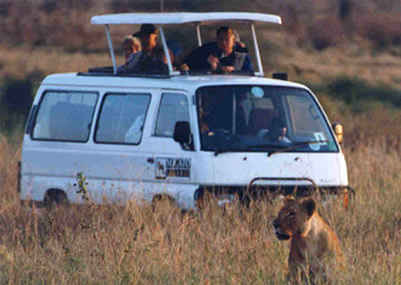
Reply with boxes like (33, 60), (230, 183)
(21, 80), (199, 208)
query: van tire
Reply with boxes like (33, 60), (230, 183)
(44, 189), (68, 208)
(151, 194), (176, 211)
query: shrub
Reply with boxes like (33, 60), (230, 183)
(0, 72), (42, 133)
(319, 77), (401, 149)
(326, 77), (401, 107)
(307, 16), (344, 50)
(356, 14), (401, 49)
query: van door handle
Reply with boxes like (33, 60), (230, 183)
(147, 158), (154, 164)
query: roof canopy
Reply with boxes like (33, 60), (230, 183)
(91, 12), (282, 25)
(92, 12), (282, 77)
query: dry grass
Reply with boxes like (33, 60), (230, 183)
(0, 133), (400, 283)
(1, 2), (401, 282)
(2, 43), (401, 89)
(0, 46), (115, 79)
(266, 38), (401, 87)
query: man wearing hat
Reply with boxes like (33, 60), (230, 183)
(118, 24), (159, 73)
(133, 24), (158, 57)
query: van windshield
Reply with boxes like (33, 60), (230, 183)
(196, 86), (338, 153)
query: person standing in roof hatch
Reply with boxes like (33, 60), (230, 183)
(208, 26), (253, 73)
(117, 36), (142, 73)
(181, 27), (253, 73)
(133, 24), (158, 57)
(118, 24), (158, 73)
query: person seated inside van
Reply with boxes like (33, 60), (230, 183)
(181, 26), (253, 73)
(117, 36), (142, 73)
(267, 117), (291, 144)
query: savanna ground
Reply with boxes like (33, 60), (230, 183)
(1, 0), (401, 283)
(1, 131), (401, 284)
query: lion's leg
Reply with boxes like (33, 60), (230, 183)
(288, 259), (303, 283)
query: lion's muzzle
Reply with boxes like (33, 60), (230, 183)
(273, 220), (291, 240)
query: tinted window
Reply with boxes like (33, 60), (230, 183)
(155, 93), (190, 137)
(32, 91), (98, 142)
(95, 93), (150, 144)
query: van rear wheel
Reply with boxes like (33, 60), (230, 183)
(44, 189), (68, 208)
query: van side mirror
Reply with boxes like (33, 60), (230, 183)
(173, 121), (193, 150)
(332, 122), (344, 144)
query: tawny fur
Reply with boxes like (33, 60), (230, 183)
(273, 197), (343, 282)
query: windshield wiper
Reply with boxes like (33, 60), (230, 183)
(267, 140), (329, 157)
(214, 140), (328, 157)
(214, 148), (229, 156)
(246, 143), (286, 150)
(214, 148), (241, 156)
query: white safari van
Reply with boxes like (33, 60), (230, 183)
(20, 12), (352, 209)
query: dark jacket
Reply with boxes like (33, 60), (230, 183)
(183, 42), (253, 72)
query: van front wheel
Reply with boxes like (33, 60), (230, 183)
(151, 194), (177, 212)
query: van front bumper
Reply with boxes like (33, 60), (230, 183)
(194, 182), (355, 207)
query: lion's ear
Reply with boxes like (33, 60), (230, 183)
(284, 195), (295, 205)
(301, 197), (316, 217)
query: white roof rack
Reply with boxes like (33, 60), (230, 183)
(91, 12), (282, 25)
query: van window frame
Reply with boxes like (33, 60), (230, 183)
(30, 89), (99, 143)
(93, 92), (152, 146)
(153, 92), (192, 139)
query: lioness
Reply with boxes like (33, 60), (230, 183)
(273, 197), (343, 282)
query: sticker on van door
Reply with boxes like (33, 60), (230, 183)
(155, 158), (191, 179)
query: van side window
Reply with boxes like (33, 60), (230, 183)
(95, 93), (150, 144)
(155, 93), (190, 137)
(32, 91), (98, 142)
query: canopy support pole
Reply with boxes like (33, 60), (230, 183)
(159, 26), (180, 76)
(196, 24), (202, 47)
(251, 23), (264, 77)
(105, 24), (117, 75)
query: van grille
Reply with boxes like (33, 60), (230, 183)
(194, 185), (348, 206)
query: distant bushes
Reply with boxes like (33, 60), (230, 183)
(357, 14), (401, 49)
(0, 1), (105, 51)
(319, 77), (401, 149)
(0, 73), (42, 133)
(326, 77), (401, 108)
(1, 0), (401, 52)
(306, 17), (344, 50)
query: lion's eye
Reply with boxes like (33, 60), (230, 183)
(287, 212), (296, 218)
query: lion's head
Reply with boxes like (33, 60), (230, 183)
(273, 197), (317, 240)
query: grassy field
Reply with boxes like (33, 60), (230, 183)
(1, 1), (401, 283)
(0, 132), (401, 283)
(1, 34), (401, 285)
(1, 38), (401, 285)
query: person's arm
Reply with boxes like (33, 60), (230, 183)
(235, 42), (248, 53)
(182, 42), (217, 70)
(182, 48), (199, 69)
(242, 55), (254, 72)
